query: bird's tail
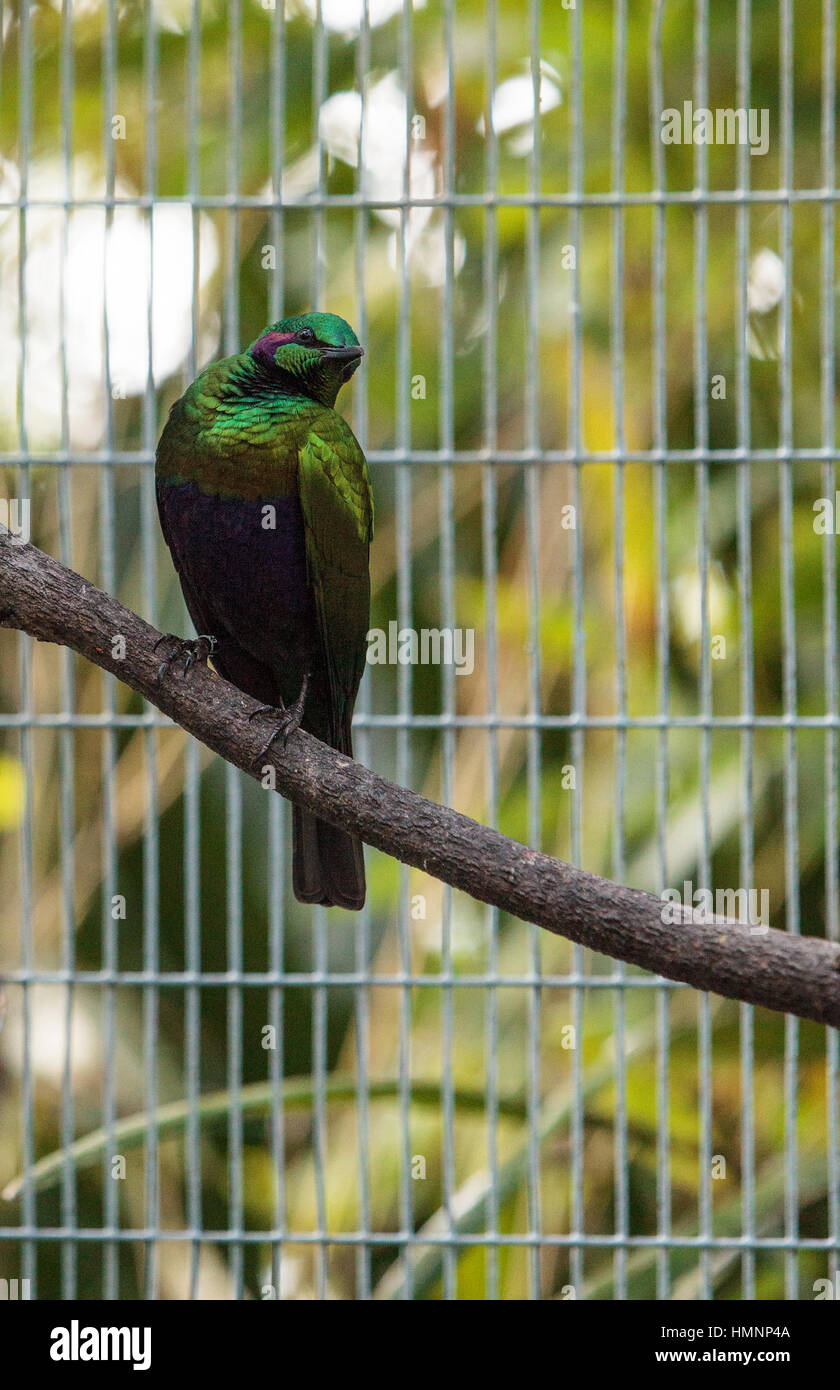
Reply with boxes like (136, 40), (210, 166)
(292, 806), (366, 910)
(292, 708), (365, 910)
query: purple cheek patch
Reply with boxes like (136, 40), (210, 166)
(251, 330), (298, 367)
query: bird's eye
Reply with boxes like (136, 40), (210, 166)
(297, 328), (315, 343)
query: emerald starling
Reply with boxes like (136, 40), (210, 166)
(155, 312), (373, 910)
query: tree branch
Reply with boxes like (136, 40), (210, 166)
(1, 534), (838, 1028)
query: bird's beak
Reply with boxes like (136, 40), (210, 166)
(319, 344), (365, 363)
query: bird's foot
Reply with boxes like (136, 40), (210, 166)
(249, 673), (310, 761)
(155, 633), (217, 683)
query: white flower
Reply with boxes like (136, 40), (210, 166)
(319, 72), (462, 283)
(0, 157), (219, 448)
(477, 65), (562, 155)
(747, 248), (785, 314)
(295, 0), (426, 38)
(671, 566), (731, 647)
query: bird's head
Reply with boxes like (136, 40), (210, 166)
(249, 311), (364, 407)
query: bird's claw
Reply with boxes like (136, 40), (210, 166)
(155, 633), (217, 683)
(249, 673), (310, 761)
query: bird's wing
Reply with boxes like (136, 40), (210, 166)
(155, 431), (215, 642)
(155, 408), (281, 705)
(297, 411), (373, 748)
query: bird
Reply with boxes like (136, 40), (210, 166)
(155, 311), (373, 910)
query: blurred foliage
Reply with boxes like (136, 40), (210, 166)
(0, 0), (838, 1299)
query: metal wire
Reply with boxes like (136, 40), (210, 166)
(1, 0), (839, 1302)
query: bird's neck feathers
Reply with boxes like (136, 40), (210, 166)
(224, 353), (314, 409)
(244, 351), (346, 411)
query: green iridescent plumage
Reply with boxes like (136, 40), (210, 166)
(156, 311), (373, 909)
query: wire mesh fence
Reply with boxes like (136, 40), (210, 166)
(0, 0), (838, 1300)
